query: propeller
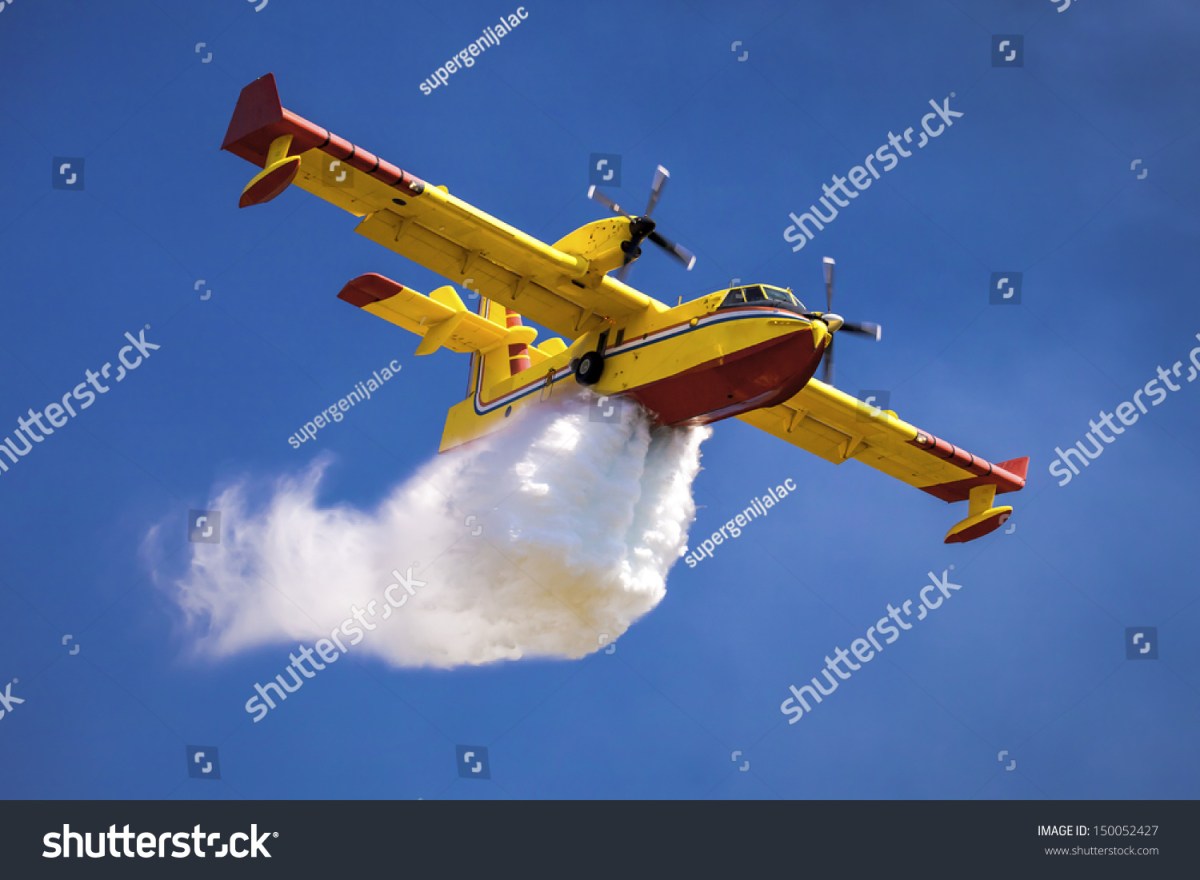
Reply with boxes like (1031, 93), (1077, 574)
(588, 164), (696, 281)
(814, 257), (882, 384)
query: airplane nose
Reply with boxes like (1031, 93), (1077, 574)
(822, 313), (845, 332)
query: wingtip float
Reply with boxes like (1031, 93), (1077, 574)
(223, 73), (1027, 543)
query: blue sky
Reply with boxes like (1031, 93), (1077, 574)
(1, 0), (1198, 799)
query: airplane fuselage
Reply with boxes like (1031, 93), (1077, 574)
(440, 292), (830, 450)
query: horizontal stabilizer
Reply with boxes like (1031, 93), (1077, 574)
(337, 273), (546, 358)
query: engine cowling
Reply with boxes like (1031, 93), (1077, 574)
(552, 217), (636, 276)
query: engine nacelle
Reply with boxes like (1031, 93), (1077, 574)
(553, 217), (635, 276)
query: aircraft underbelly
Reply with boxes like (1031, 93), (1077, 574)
(628, 328), (825, 426)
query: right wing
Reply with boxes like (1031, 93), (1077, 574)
(222, 73), (667, 340)
(738, 378), (1028, 543)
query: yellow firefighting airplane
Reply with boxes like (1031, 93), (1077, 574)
(223, 74), (1027, 544)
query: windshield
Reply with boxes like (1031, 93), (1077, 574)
(718, 285), (806, 312)
(765, 286), (805, 310)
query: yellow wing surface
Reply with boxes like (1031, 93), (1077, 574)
(222, 73), (666, 340)
(738, 379), (1028, 543)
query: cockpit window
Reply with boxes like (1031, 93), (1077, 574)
(717, 284), (806, 311)
(721, 288), (746, 307)
(767, 286), (806, 311)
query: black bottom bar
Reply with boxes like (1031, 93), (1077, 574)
(0, 800), (1190, 877)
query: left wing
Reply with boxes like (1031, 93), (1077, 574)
(738, 378), (1028, 543)
(222, 73), (666, 340)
